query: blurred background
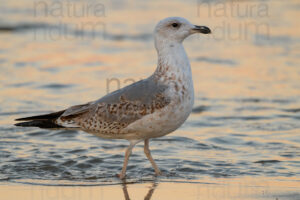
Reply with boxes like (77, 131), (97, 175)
(0, 0), (299, 186)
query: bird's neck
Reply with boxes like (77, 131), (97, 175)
(153, 40), (193, 85)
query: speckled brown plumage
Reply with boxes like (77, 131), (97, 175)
(56, 78), (171, 136)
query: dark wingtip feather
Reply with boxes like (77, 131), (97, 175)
(15, 110), (66, 121)
(14, 121), (33, 127)
(14, 120), (65, 129)
(15, 117), (31, 121)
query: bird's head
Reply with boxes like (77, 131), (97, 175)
(154, 17), (211, 44)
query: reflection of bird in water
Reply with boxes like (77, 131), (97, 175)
(15, 17), (211, 179)
(122, 181), (158, 200)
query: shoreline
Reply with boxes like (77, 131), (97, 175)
(1, 177), (299, 200)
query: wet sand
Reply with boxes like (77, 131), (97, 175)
(1, 177), (299, 200)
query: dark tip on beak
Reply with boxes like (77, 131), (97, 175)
(193, 25), (211, 34)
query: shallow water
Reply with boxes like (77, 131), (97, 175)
(0, 0), (299, 190)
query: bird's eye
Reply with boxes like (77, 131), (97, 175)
(172, 23), (179, 28)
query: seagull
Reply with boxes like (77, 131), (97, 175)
(15, 17), (211, 179)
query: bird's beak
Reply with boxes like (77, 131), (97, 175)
(192, 25), (211, 34)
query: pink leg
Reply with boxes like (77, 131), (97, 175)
(118, 140), (141, 179)
(144, 139), (162, 175)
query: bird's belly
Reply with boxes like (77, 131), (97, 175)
(122, 94), (193, 139)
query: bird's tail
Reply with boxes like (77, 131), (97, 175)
(15, 110), (66, 129)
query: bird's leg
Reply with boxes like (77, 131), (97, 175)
(144, 139), (162, 175)
(118, 140), (141, 179)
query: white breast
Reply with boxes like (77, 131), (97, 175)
(122, 82), (193, 139)
(123, 48), (194, 139)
